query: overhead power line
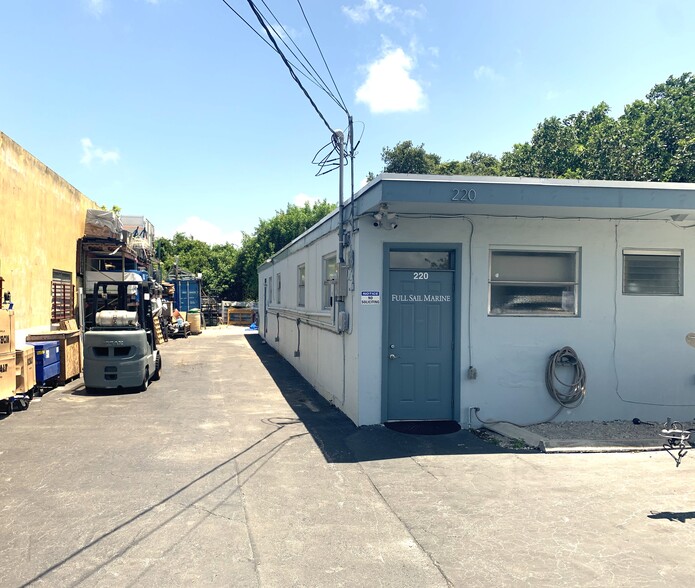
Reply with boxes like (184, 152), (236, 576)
(220, 0), (361, 178)
(294, 0), (348, 112)
(244, 0), (334, 134)
(218, 0), (344, 109)
(259, 0), (347, 112)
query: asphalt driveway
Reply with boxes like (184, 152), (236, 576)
(0, 328), (693, 587)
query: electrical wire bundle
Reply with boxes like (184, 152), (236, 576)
(545, 346), (587, 408)
(220, 0), (361, 176)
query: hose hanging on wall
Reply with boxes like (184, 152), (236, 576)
(545, 346), (587, 408)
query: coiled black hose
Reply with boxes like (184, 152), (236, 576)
(545, 346), (587, 408)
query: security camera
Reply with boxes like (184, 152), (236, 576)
(373, 221), (380, 227)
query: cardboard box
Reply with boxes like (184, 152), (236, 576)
(0, 310), (15, 355)
(15, 346), (37, 394)
(0, 351), (16, 400)
(25, 331), (82, 383)
(60, 319), (78, 331)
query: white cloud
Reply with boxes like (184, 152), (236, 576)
(356, 46), (425, 114)
(545, 90), (560, 101)
(80, 138), (120, 165)
(342, 0), (425, 24)
(175, 216), (242, 246)
(473, 65), (503, 82)
(85, 0), (106, 16)
(293, 193), (324, 207)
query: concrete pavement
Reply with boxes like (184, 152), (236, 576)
(0, 327), (693, 587)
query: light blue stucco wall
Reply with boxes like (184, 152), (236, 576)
(260, 176), (695, 427)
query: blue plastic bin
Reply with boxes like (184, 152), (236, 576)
(28, 341), (61, 385)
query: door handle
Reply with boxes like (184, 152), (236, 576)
(389, 353), (399, 360)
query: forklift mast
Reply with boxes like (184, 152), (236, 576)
(86, 281), (154, 331)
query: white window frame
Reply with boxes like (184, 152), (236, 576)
(622, 249), (683, 296)
(297, 264), (306, 307)
(268, 276), (273, 305)
(276, 273), (281, 304)
(322, 253), (337, 310)
(488, 247), (580, 317)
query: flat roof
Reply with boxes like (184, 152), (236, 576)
(260, 174), (695, 270)
(354, 174), (695, 219)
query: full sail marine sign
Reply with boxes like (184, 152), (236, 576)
(391, 294), (452, 302)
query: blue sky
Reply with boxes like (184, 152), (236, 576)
(3, 0), (694, 245)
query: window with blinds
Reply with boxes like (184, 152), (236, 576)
(623, 250), (683, 296)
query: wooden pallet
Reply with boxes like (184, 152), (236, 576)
(153, 318), (166, 345)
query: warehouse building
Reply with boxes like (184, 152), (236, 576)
(259, 174), (695, 427)
(0, 132), (99, 341)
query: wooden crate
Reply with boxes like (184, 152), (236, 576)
(228, 308), (254, 326)
(15, 346), (37, 394)
(0, 351), (15, 401)
(0, 310), (15, 354)
(26, 331), (82, 384)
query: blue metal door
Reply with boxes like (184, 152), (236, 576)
(174, 279), (201, 312)
(387, 268), (454, 420)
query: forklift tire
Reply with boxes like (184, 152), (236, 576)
(184, 328), (189, 338)
(2, 399), (13, 415)
(139, 367), (150, 392)
(152, 354), (162, 381)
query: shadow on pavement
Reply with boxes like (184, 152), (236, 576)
(245, 334), (534, 463)
(648, 510), (695, 523)
(71, 385), (140, 396)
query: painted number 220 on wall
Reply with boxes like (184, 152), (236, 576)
(451, 188), (476, 201)
(413, 272), (429, 280)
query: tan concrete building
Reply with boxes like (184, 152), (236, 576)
(0, 132), (99, 343)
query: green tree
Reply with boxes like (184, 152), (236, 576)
(155, 233), (238, 300)
(155, 201), (335, 302)
(500, 73), (695, 182)
(380, 140), (441, 174)
(233, 200), (336, 300)
(459, 151), (501, 176)
(374, 140), (500, 177)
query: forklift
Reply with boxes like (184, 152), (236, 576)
(83, 280), (161, 392)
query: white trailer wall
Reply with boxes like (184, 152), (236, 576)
(353, 214), (695, 426)
(259, 174), (695, 428)
(259, 230), (361, 424)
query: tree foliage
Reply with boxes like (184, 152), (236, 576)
(155, 200), (335, 302)
(372, 141), (500, 178)
(373, 73), (694, 183)
(500, 73), (695, 181)
(234, 200), (335, 300)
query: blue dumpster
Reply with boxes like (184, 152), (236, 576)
(28, 341), (60, 385)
